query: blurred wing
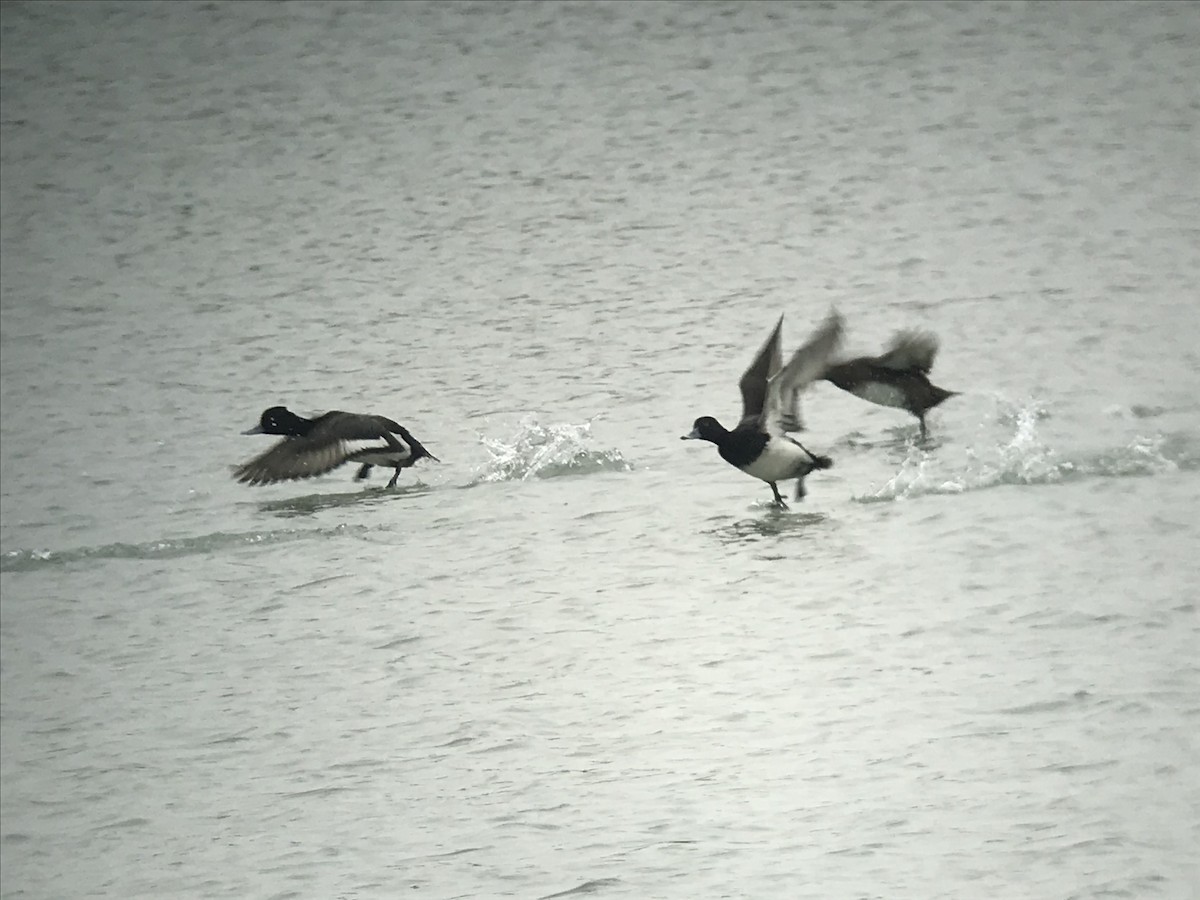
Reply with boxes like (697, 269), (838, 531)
(231, 437), (351, 485)
(877, 329), (939, 374)
(737, 314), (784, 427)
(762, 309), (844, 435)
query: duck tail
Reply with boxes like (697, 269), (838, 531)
(929, 385), (958, 407)
(792, 439), (833, 470)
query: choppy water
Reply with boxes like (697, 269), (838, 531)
(2, 2), (1199, 898)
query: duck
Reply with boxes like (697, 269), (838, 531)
(819, 327), (958, 438)
(233, 406), (438, 488)
(682, 310), (844, 507)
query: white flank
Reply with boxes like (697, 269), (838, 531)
(741, 438), (813, 483)
(853, 382), (908, 409)
(348, 438), (410, 466)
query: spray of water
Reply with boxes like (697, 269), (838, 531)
(857, 396), (1181, 503)
(474, 416), (633, 483)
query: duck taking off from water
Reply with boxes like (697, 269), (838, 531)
(820, 328), (957, 438)
(233, 406), (438, 488)
(682, 310), (844, 507)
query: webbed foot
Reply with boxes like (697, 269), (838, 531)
(770, 483), (788, 508)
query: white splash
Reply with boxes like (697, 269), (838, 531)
(475, 416), (633, 483)
(855, 397), (1178, 503)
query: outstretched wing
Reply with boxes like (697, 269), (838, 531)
(877, 329), (939, 374)
(761, 309), (844, 435)
(231, 436), (353, 485)
(737, 314), (784, 427)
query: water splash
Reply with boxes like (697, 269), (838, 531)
(0, 524), (367, 573)
(474, 416), (632, 483)
(856, 398), (1183, 502)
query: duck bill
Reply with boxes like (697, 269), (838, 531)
(680, 428), (701, 440)
(242, 424), (265, 435)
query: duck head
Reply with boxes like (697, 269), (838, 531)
(681, 416), (728, 444)
(244, 406), (308, 436)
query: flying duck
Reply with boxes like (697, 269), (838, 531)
(682, 311), (844, 507)
(820, 328), (957, 438)
(233, 406), (438, 488)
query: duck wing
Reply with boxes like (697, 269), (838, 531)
(876, 329), (939, 374)
(761, 309), (844, 435)
(313, 412), (411, 453)
(231, 435), (356, 485)
(737, 314), (784, 427)
(232, 411), (407, 485)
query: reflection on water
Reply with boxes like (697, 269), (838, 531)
(706, 509), (829, 545)
(251, 482), (434, 517)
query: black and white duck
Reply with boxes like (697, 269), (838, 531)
(233, 406), (438, 488)
(682, 311), (844, 507)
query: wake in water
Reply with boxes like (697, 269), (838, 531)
(0, 524), (368, 573)
(856, 395), (1191, 502)
(474, 416), (633, 483)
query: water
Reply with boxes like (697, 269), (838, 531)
(2, 1), (1198, 897)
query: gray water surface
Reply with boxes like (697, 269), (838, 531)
(2, 2), (1198, 898)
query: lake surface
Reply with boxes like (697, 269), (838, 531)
(2, 2), (1198, 898)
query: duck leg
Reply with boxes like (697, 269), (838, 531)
(917, 413), (928, 440)
(794, 477), (807, 502)
(386, 467), (401, 489)
(355, 463), (373, 481)
(769, 482), (788, 508)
